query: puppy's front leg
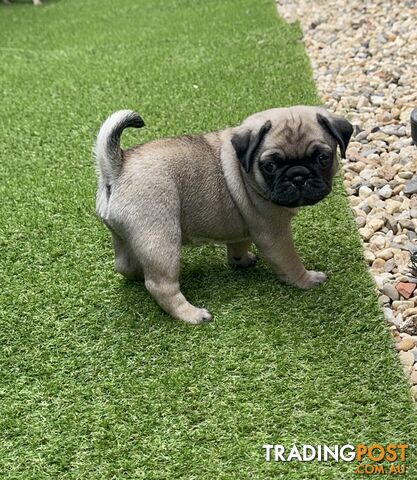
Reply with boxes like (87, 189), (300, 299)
(252, 223), (327, 289)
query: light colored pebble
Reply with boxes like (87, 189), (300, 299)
(399, 350), (415, 368)
(403, 308), (417, 318)
(359, 185), (373, 198)
(392, 300), (414, 312)
(396, 338), (416, 352)
(378, 184), (393, 199)
(363, 250), (375, 264)
(359, 227), (374, 241)
(377, 249), (394, 260)
(371, 258), (385, 272)
(382, 283), (400, 301)
(369, 218), (385, 232)
(410, 371), (417, 385)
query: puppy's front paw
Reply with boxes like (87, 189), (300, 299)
(229, 252), (257, 268)
(293, 270), (327, 289)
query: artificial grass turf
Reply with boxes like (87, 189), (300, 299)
(0, 0), (416, 478)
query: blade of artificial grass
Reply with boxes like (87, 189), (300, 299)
(0, 0), (415, 479)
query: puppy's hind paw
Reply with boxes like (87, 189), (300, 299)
(293, 270), (327, 290)
(195, 308), (213, 324)
(229, 252), (257, 268)
(179, 306), (213, 325)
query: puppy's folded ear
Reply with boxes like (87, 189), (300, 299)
(317, 113), (353, 158)
(231, 120), (272, 172)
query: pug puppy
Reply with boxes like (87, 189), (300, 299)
(95, 106), (352, 324)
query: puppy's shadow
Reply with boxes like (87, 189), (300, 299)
(116, 244), (313, 328)
(115, 234), (363, 333)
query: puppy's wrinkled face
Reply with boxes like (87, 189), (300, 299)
(231, 107), (353, 207)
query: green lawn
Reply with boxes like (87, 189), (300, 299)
(0, 0), (416, 478)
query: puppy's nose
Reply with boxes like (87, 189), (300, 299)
(293, 175), (306, 186)
(287, 166), (310, 177)
(287, 166), (310, 186)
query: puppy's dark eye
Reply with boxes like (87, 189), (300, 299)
(261, 162), (277, 175)
(317, 153), (331, 167)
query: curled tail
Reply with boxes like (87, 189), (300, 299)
(94, 109), (145, 183)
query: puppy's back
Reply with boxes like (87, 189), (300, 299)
(119, 132), (247, 243)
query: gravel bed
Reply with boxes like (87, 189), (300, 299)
(277, 0), (417, 399)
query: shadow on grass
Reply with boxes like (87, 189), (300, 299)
(114, 240), (370, 335)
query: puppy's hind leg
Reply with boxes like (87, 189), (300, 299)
(227, 240), (256, 267)
(111, 231), (143, 281)
(132, 233), (212, 324)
